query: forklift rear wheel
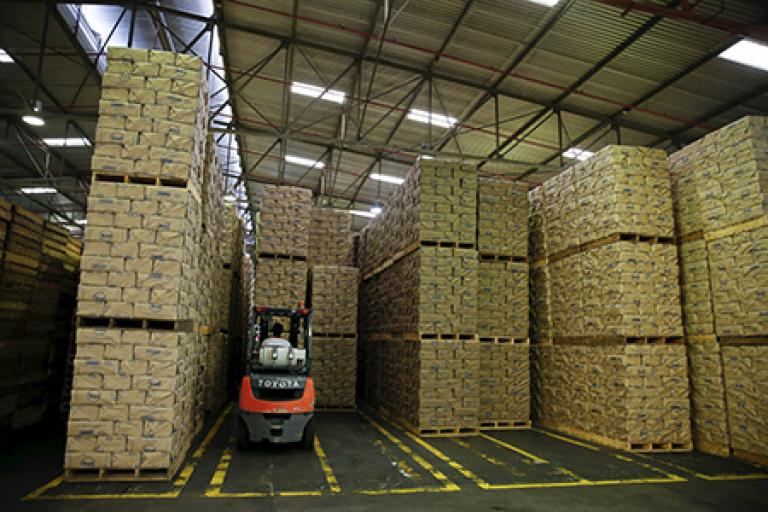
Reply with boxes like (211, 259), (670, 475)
(301, 417), (316, 450)
(236, 418), (250, 450)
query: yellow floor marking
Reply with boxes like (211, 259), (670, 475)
(359, 410), (459, 491)
(480, 434), (550, 465)
(533, 428), (601, 451)
(314, 436), (341, 493)
(452, 438), (508, 467)
(632, 453), (768, 482)
(23, 404), (232, 501)
(484, 476), (686, 491)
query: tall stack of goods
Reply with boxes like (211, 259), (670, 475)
(476, 177), (530, 429)
(308, 208), (358, 410)
(64, 47), (211, 479)
(359, 159), (480, 435)
(669, 115), (768, 463)
(0, 198), (81, 430)
(530, 146), (691, 452)
(252, 186), (311, 308)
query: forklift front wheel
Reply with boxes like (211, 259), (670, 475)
(236, 417), (250, 450)
(301, 417), (316, 450)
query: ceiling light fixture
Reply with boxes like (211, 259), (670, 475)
(563, 147), (594, 161)
(528, 0), (560, 6)
(22, 99), (45, 126)
(224, 194), (237, 203)
(75, 219), (88, 225)
(0, 48), (14, 63)
(351, 209), (376, 218)
(20, 186), (58, 194)
(719, 39), (768, 72)
(370, 173), (404, 185)
(42, 137), (91, 147)
(285, 155), (325, 169)
(407, 108), (457, 128)
(291, 81), (345, 104)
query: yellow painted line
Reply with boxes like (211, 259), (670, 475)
(613, 454), (685, 481)
(632, 452), (768, 482)
(359, 411), (459, 491)
(484, 476), (686, 491)
(357, 486), (457, 495)
(453, 438), (508, 467)
(206, 488), (325, 498)
(480, 434), (550, 465)
(314, 436), (341, 493)
(24, 404), (232, 501)
(533, 428), (601, 451)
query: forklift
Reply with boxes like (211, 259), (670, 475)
(236, 304), (315, 449)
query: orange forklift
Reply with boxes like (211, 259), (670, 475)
(236, 305), (315, 449)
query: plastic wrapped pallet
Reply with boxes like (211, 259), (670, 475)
(358, 160), (476, 274)
(308, 208), (351, 265)
(312, 336), (357, 408)
(257, 185), (312, 257)
(687, 339), (729, 455)
(533, 343), (691, 450)
(722, 345), (768, 461)
(478, 342), (529, 425)
(678, 240), (715, 335)
(252, 258), (308, 308)
(310, 266), (358, 334)
(477, 259), (527, 339)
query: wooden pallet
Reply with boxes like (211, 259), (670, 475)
(717, 335), (768, 346)
(314, 333), (357, 339)
(703, 215), (767, 242)
(378, 406), (479, 437)
(420, 240), (475, 249)
(479, 419), (532, 430)
(64, 456), (183, 483)
(404, 332), (477, 341)
(362, 241), (419, 281)
(257, 252), (307, 262)
(537, 420), (692, 453)
(548, 232), (676, 264)
(478, 253), (528, 263)
(478, 336), (529, 344)
(76, 316), (194, 332)
(550, 336), (684, 345)
(92, 171), (191, 189)
(316, 404), (357, 412)
(679, 230), (704, 244)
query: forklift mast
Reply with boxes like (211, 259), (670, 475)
(246, 305), (313, 375)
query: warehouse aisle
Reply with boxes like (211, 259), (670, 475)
(2, 406), (767, 511)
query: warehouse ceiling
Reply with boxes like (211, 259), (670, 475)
(0, 0), (768, 235)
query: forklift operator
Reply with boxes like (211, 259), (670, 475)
(262, 322), (291, 348)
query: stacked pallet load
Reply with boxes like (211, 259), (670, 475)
(308, 207), (358, 410)
(476, 177), (530, 429)
(252, 186), (311, 308)
(530, 146), (691, 453)
(0, 199), (81, 430)
(669, 115), (768, 463)
(64, 47), (211, 480)
(359, 159), (480, 435)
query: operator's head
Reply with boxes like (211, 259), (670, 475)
(272, 322), (284, 337)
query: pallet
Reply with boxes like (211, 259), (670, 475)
(479, 419), (532, 430)
(363, 241), (419, 281)
(478, 253), (527, 263)
(92, 172), (191, 189)
(537, 420), (692, 453)
(378, 407), (479, 437)
(420, 240), (475, 249)
(314, 333), (357, 339)
(478, 336), (529, 344)
(703, 215), (767, 242)
(64, 455), (183, 482)
(717, 335), (768, 346)
(316, 404), (357, 412)
(404, 332), (477, 341)
(679, 230), (704, 244)
(548, 232), (676, 264)
(733, 448), (768, 467)
(76, 316), (194, 332)
(550, 336), (684, 345)
(257, 252), (307, 262)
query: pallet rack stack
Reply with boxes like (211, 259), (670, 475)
(476, 177), (530, 429)
(308, 208), (358, 410)
(669, 115), (768, 463)
(530, 146), (691, 453)
(64, 47), (212, 480)
(359, 159), (480, 435)
(0, 199), (81, 430)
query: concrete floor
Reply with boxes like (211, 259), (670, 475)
(2, 407), (767, 511)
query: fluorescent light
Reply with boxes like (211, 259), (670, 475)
(528, 0), (560, 6)
(370, 173), (404, 185)
(420, 154), (434, 160)
(21, 187), (58, 194)
(719, 40), (768, 72)
(350, 210), (376, 218)
(370, 205), (383, 215)
(407, 108), (457, 129)
(285, 155), (325, 169)
(0, 49), (14, 63)
(563, 147), (594, 161)
(22, 115), (45, 126)
(42, 137), (91, 147)
(224, 194), (236, 203)
(291, 82), (345, 104)
(75, 219), (88, 225)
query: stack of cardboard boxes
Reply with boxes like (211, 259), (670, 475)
(669, 115), (768, 462)
(359, 159), (481, 434)
(64, 47), (213, 478)
(0, 199), (81, 430)
(530, 146), (691, 451)
(308, 208), (358, 409)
